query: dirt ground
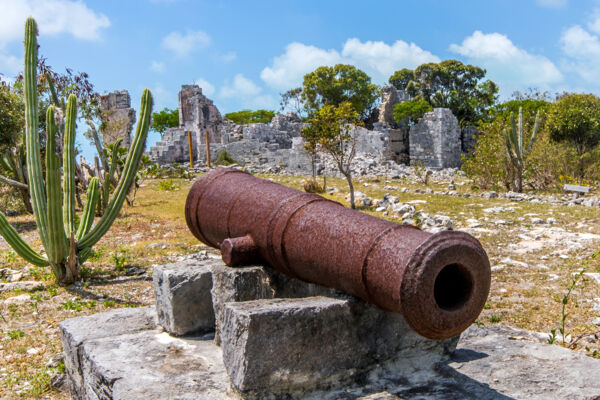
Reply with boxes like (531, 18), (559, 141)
(0, 172), (599, 399)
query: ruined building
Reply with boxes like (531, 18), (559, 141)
(99, 90), (136, 148)
(148, 84), (479, 172)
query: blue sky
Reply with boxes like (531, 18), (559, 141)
(1, 0), (600, 159)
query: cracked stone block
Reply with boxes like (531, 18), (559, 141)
(210, 264), (274, 345)
(59, 306), (157, 399)
(153, 260), (215, 336)
(220, 296), (459, 398)
(221, 297), (358, 396)
(59, 307), (232, 400)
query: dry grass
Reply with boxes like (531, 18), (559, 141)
(0, 172), (599, 398)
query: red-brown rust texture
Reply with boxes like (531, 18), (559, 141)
(185, 168), (491, 340)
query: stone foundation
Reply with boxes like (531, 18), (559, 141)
(60, 257), (600, 399)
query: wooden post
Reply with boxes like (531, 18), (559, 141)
(187, 131), (193, 168)
(205, 130), (211, 168)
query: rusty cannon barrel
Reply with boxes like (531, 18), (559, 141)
(185, 168), (491, 340)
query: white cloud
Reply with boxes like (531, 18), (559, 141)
(587, 9), (600, 35)
(341, 38), (439, 81)
(536, 0), (567, 8)
(150, 60), (165, 73)
(195, 78), (215, 97)
(215, 51), (236, 63)
(450, 31), (562, 88)
(0, 0), (110, 47)
(260, 39), (438, 90)
(260, 42), (341, 90)
(161, 29), (210, 57)
(0, 53), (22, 77)
(559, 25), (600, 82)
(220, 74), (262, 98)
(218, 74), (276, 110)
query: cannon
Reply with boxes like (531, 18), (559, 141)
(185, 168), (491, 340)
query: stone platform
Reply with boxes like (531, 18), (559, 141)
(60, 306), (600, 399)
(59, 258), (600, 399)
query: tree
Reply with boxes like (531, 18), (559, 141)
(280, 87), (304, 116)
(389, 60), (497, 127)
(224, 109), (275, 125)
(301, 102), (361, 209)
(393, 99), (432, 125)
(0, 83), (24, 150)
(547, 93), (600, 181)
(151, 107), (179, 135)
(302, 64), (379, 120)
(388, 68), (414, 92)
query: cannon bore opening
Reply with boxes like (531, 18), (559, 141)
(433, 263), (473, 311)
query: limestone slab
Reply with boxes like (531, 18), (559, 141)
(153, 260), (215, 336)
(60, 307), (600, 400)
(210, 264), (274, 344)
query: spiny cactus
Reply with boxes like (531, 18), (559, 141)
(505, 107), (540, 193)
(0, 18), (153, 285)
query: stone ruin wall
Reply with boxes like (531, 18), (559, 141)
(99, 90), (136, 148)
(148, 84), (480, 172)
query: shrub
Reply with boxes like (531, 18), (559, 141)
(215, 150), (237, 166)
(303, 179), (325, 193)
(224, 109), (275, 125)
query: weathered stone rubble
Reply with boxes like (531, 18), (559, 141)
(99, 90), (136, 148)
(59, 256), (600, 399)
(148, 84), (479, 172)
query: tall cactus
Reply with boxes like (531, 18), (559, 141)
(0, 18), (153, 285)
(505, 107), (540, 193)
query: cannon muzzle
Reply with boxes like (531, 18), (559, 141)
(185, 168), (491, 340)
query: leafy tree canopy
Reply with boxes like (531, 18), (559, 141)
(393, 99), (432, 125)
(14, 56), (100, 122)
(0, 83), (24, 150)
(302, 64), (379, 120)
(224, 109), (275, 125)
(151, 107), (179, 135)
(301, 102), (362, 208)
(389, 60), (498, 127)
(547, 93), (600, 156)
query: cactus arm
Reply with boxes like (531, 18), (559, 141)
(45, 106), (68, 265)
(0, 213), (48, 267)
(75, 177), (99, 241)
(78, 247), (92, 263)
(108, 138), (123, 185)
(63, 94), (77, 236)
(0, 175), (28, 189)
(86, 120), (109, 173)
(79, 89), (153, 249)
(508, 113), (522, 161)
(45, 72), (61, 110)
(517, 107), (523, 154)
(504, 130), (519, 167)
(24, 18), (50, 252)
(525, 111), (540, 156)
(1, 151), (13, 172)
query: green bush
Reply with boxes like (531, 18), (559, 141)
(224, 109), (275, 125)
(393, 99), (432, 125)
(215, 150), (237, 166)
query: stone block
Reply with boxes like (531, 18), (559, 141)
(59, 306), (157, 399)
(59, 307), (232, 400)
(210, 264), (274, 345)
(221, 297), (358, 396)
(153, 260), (215, 336)
(220, 296), (458, 398)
